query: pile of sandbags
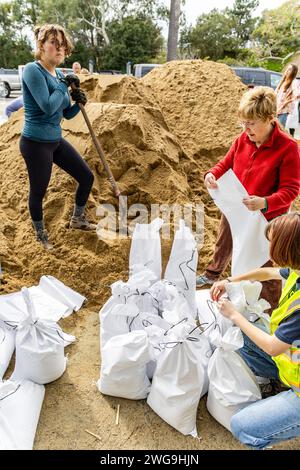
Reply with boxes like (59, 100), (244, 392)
(98, 218), (212, 437)
(98, 219), (267, 437)
(0, 276), (85, 449)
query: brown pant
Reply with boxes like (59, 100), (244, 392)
(205, 215), (281, 313)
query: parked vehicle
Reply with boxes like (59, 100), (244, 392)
(133, 64), (162, 78)
(231, 67), (282, 90)
(0, 68), (21, 97)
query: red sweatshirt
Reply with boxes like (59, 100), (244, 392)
(206, 122), (300, 220)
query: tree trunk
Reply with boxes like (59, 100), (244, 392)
(167, 0), (181, 61)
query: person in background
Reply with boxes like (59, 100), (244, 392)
(275, 64), (299, 128)
(19, 23), (96, 250)
(287, 79), (300, 138)
(72, 61), (90, 75)
(4, 95), (24, 118)
(196, 86), (300, 313)
(211, 212), (300, 450)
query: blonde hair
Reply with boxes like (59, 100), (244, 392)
(34, 24), (74, 60)
(238, 86), (277, 122)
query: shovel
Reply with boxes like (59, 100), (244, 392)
(70, 83), (121, 199)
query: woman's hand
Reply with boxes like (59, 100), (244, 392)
(243, 196), (266, 211)
(210, 279), (229, 301)
(204, 172), (218, 189)
(71, 88), (87, 106)
(62, 73), (80, 89)
(217, 298), (239, 321)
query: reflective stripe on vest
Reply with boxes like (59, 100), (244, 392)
(270, 271), (300, 395)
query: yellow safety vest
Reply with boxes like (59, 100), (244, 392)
(270, 271), (300, 396)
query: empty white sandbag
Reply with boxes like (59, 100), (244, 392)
(129, 217), (164, 281)
(0, 379), (45, 450)
(164, 220), (198, 317)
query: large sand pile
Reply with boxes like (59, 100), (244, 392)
(1, 60), (299, 450)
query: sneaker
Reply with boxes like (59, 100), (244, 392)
(260, 379), (288, 399)
(36, 229), (53, 250)
(196, 274), (215, 287)
(70, 214), (97, 231)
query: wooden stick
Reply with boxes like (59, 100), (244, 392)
(85, 429), (102, 441)
(116, 404), (120, 425)
(70, 83), (121, 199)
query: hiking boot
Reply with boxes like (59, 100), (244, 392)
(196, 274), (215, 287)
(70, 214), (97, 231)
(36, 229), (53, 250)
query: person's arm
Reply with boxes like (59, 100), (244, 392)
(22, 63), (68, 116)
(218, 299), (291, 356)
(210, 267), (281, 301)
(204, 136), (239, 181)
(63, 101), (80, 119)
(264, 143), (300, 215)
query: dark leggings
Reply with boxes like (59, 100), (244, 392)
(19, 135), (94, 221)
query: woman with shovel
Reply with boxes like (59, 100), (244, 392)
(20, 23), (96, 250)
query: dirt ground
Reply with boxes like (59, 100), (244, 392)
(1, 60), (300, 450)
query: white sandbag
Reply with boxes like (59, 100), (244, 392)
(0, 379), (45, 450)
(100, 268), (158, 348)
(0, 275), (86, 323)
(129, 218), (164, 281)
(164, 220), (198, 317)
(196, 289), (233, 340)
(226, 281), (271, 326)
(225, 283), (247, 315)
(0, 321), (15, 379)
(147, 323), (206, 437)
(208, 170), (269, 276)
(98, 330), (151, 399)
(11, 287), (75, 385)
(207, 327), (261, 431)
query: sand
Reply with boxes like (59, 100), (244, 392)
(0, 59), (299, 450)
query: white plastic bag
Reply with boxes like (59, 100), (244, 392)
(100, 268), (158, 348)
(164, 220), (198, 317)
(0, 379), (45, 450)
(207, 327), (261, 431)
(196, 289), (233, 340)
(129, 218), (164, 281)
(0, 321), (15, 379)
(11, 287), (75, 385)
(0, 275), (86, 323)
(208, 170), (269, 276)
(98, 330), (151, 399)
(147, 323), (206, 437)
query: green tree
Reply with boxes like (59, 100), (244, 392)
(101, 14), (163, 70)
(180, 9), (238, 61)
(253, 0), (300, 58)
(229, 0), (259, 46)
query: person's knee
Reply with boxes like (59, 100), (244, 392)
(85, 168), (94, 187)
(230, 410), (269, 450)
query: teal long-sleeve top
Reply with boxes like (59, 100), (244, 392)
(21, 61), (80, 142)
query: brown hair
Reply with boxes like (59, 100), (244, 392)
(238, 86), (277, 122)
(277, 63), (298, 93)
(265, 212), (300, 270)
(34, 24), (74, 60)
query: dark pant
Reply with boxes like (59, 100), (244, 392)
(205, 214), (282, 313)
(19, 135), (94, 222)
